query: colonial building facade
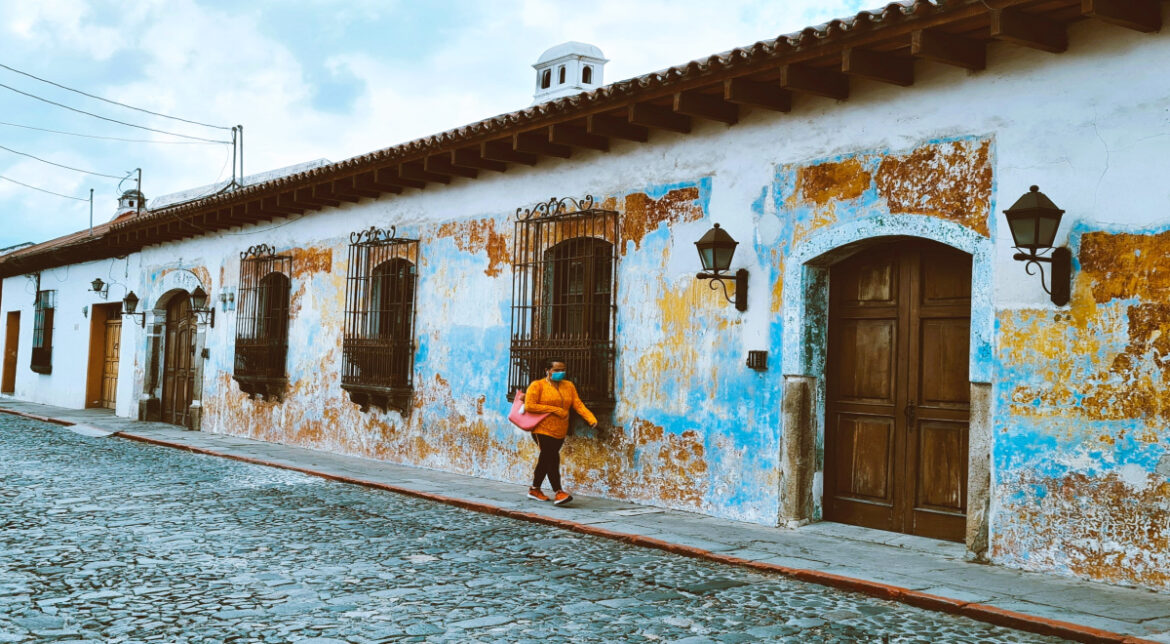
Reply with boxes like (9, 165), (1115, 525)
(2, 1), (1168, 593)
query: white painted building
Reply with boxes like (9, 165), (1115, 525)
(2, 2), (1169, 593)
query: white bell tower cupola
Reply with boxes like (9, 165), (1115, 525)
(112, 189), (145, 221)
(532, 42), (607, 105)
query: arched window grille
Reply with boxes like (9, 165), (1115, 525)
(509, 196), (618, 407)
(234, 244), (292, 400)
(343, 226), (419, 412)
(582, 65), (593, 84)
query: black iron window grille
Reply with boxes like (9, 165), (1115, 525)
(31, 289), (55, 374)
(343, 226), (419, 412)
(509, 195), (618, 407)
(234, 244), (292, 400)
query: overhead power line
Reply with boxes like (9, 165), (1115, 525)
(0, 62), (232, 131)
(0, 174), (88, 201)
(0, 120), (226, 145)
(0, 81), (229, 144)
(0, 143), (125, 179)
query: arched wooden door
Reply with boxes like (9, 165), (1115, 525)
(824, 239), (971, 542)
(162, 295), (196, 426)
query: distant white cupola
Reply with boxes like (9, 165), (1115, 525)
(532, 42), (607, 105)
(112, 189), (145, 221)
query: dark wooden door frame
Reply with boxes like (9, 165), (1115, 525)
(822, 239), (971, 542)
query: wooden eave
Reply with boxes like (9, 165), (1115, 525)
(1, 0), (1163, 278)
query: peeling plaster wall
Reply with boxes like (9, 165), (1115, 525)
(8, 13), (1170, 591)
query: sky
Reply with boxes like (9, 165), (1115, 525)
(0, 0), (865, 248)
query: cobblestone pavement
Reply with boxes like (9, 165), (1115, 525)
(0, 417), (1065, 643)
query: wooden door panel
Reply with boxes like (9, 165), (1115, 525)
(914, 420), (968, 511)
(835, 414), (895, 501)
(920, 246), (972, 303)
(101, 319), (121, 410)
(834, 320), (896, 401)
(853, 259), (896, 305)
(919, 318), (970, 407)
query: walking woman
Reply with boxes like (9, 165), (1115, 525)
(524, 358), (597, 506)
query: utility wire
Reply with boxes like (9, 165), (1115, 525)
(0, 62), (232, 131)
(0, 120), (226, 145)
(0, 81), (229, 144)
(0, 174), (88, 201)
(0, 143), (125, 179)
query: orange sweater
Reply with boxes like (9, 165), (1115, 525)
(524, 378), (596, 439)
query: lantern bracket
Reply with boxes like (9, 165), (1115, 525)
(696, 268), (748, 312)
(1012, 246), (1071, 306)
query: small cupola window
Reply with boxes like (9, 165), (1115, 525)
(541, 69), (551, 89)
(582, 65), (593, 84)
(558, 65), (566, 84)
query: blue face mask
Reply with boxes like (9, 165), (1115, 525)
(549, 371), (566, 382)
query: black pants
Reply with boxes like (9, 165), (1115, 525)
(531, 433), (565, 491)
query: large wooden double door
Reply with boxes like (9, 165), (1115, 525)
(162, 295), (196, 426)
(824, 239), (971, 542)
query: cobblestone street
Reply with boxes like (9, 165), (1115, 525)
(0, 416), (1064, 643)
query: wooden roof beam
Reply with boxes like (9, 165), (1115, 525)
(586, 114), (648, 142)
(514, 130), (572, 159)
(842, 48), (914, 86)
(991, 8), (1068, 53)
(451, 148), (507, 173)
(673, 91), (738, 125)
(260, 195), (302, 216)
(315, 183), (359, 205)
(781, 63), (849, 100)
(481, 140), (538, 165)
(425, 154), (477, 179)
(629, 103), (690, 134)
(911, 29), (986, 71)
(400, 161), (451, 185)
(549, 123), (608, 152)
(292, 186), (340, 209)
(332, 177), (382, 200)
(723, 78), (791, 112)
(1082, 0), (1161, 33)
(372, 168), (424, 190)
(355, 171), (403, 194)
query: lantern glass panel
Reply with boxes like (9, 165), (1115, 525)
(714, 244), (736, 272)
(1037, 214), (1060, 248)
(698, 246), (716, 272)
(1007, 213), (1037, 249)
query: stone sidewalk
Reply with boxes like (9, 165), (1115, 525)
(1, 399), (1167, 644)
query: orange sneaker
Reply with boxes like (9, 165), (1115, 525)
(553, 490), (573, 506)
(527, 488), (550, 502)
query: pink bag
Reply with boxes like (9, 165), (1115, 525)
(508, 390), (548, 431)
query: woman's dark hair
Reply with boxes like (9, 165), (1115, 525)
(544, 357), (566, 370)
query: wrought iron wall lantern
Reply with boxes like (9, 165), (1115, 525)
(1004, 185), (1070, 306)
(190, 286), (216, 327)
(695, 223), (748, 312)
(121, 291), (146, 327)
(90, 278), (109, 299)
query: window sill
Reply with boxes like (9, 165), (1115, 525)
(233, 374), (287, 402)
(341, 383), (412, 414)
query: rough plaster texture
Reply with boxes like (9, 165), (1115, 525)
(3, 14), (1170, 591)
